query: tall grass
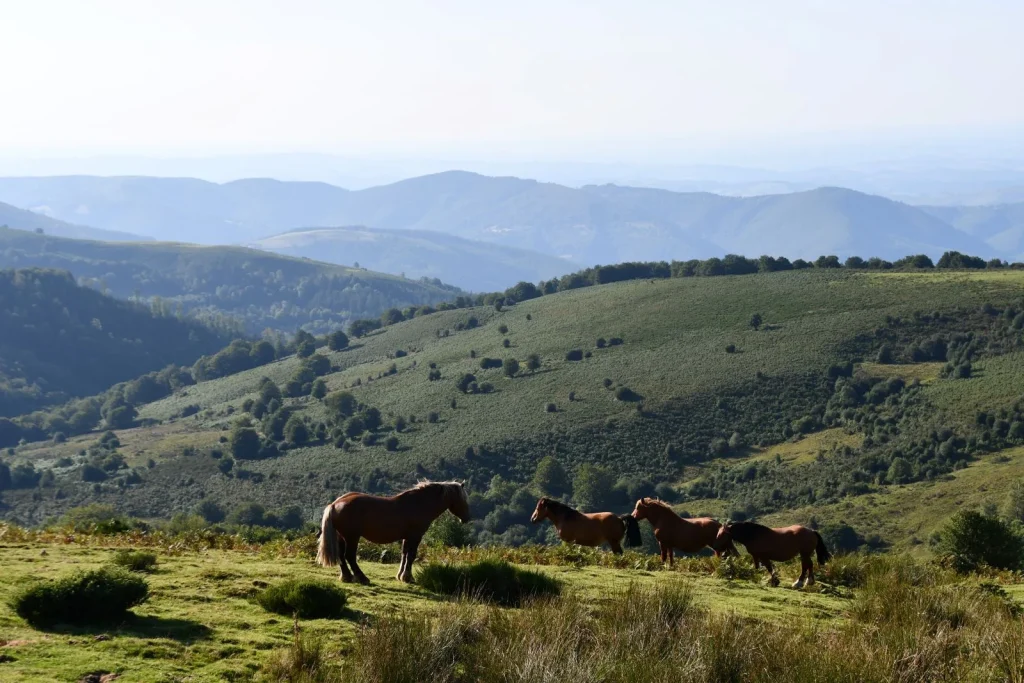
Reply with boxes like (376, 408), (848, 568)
(334, 563), (1024, 683)
(417, 559), (561, 606)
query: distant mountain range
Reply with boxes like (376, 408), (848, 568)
(251, 226), (574, 292)
(919, 202), (1024, 260)
(0, 172), (1018, 290)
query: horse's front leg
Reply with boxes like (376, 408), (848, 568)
(668, 547), (675, 567)
(659, 541), (668, 564)
(400, 536), (421, 583)
(762, 559), (779, 587)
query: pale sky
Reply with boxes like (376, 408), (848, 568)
(2, 0), (1022, 158)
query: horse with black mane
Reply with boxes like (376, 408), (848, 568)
(631, 497), (736, 565)
(530, 497), (642, 554)
(316, 480), (470, 584)
(716, 521), (831, 588)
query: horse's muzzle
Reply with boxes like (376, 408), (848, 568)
(530, 512), (539, 524)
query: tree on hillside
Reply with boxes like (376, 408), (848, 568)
(310, 378), (327, 400)
(305, 354), (331, 376)
(381, 308), (404, 326)
(230, 426), (262, 460)
(896, 254), (934, 269)
(284, 415), (309, 445)
(526, 354), (541, 373)
(573, 464), (616, 511)
(348, 318), (381, 338)
(259, 378), (282, 404)
(325, 391), (357, 419)
(749, 313), (763, 330)
(503, 358), (520, 378)
(844, 256), (866, 269)
(250, 340), (276, 366)
(815, 255), (841, 269)
(327, 330), (349, 351)
(533, 456), (570, 498)
(939, 509), (1024, 572)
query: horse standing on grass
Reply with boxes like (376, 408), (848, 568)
(630, 498), (736, 565)
(715, 521), (831, 588)
(530, 497), (642, 554)
(316, 480), (470, 584)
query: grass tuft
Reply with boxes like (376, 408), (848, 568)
(256, 578), (347, 619)
(11, 566), (149, 627)
(417, 559), (561, 606)
(111, 549), (158, 573)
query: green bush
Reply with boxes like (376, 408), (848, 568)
(256, 579), (348, 619)
(12, 567), (149, 626)
(417, 559), (560, 607)
(112, 550), (158, 573)
(938, 510), (1024, 572)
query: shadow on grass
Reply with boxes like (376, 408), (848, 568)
(33, 614), (214, 643)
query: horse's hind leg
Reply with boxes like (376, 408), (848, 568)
(338, 535), (354, 583)
(800, 551), (814, 587)
(396, 540), (408, 581)
(345, 538), (371, 585)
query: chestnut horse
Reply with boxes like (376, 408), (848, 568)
(630, 498), (736, 565)
(716, 521), (831, 588)
(530, 497), (642, 554)
(316, 480), (470, 584)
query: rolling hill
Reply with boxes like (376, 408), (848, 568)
(920, 202), (1024, 260)
(251, 225), (575, 292)
(0, 267), (230, 417)
(5, 267), (1024, 551)
(0, 227), (461, 335)
(0, 173), (998, 270)
(0, 200), (145, 241)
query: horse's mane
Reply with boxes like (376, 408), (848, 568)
(641, 498), (676, 513)
(401, 479), (468, 504)
(541, 497), (582, 519)
(727, 520), (772, 542)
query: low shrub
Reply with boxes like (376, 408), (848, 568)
(417, 559), (560, 607)
(112, 550), (158, 573)
(12, 567), (149, 626)
(256, 579), (348, 619)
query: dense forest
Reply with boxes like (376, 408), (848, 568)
(0, 228), (461, 335)
(0, 268), (231, 418)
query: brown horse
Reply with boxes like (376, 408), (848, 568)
(630, 498), (736, 565)
(530, 497), (642, 554)
(316, 480), (470, 584)
(716, 521), (831, 588)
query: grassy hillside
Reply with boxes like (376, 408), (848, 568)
(0, 202), (144, 241)
(252, 225), (575, 292)
(5, 269), (1024, 548)
(0, 227), (460, 335)
(0, 173), (999, 267)
(0, 268), (230, 417)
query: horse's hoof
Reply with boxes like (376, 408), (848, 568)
(792, 580), (804, 590)
(357, 577), (371, 586)
(341, 575), (355, 584)
(399, 575), (415, 584)
(768, 576), (780, 587)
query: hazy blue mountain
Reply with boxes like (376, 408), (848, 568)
(0, 172), (998, 267)
(0, 200), (144, 241)
(252, 226), (575, 292)
(920, 202), (1024, 260)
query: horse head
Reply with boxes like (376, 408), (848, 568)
(713, 523), (739, 556)
(631, 497), (652, 521)
(447, 481), (472, 523)
(530, 498), (551, 524)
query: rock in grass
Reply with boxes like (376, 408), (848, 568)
(256, 579), (348, 619)
(12, 566), (149, 627)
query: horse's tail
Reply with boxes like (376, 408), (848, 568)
(621, 514), (643, 548)
(814, 531), (831, 565)
(316, 504), (340, 567)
